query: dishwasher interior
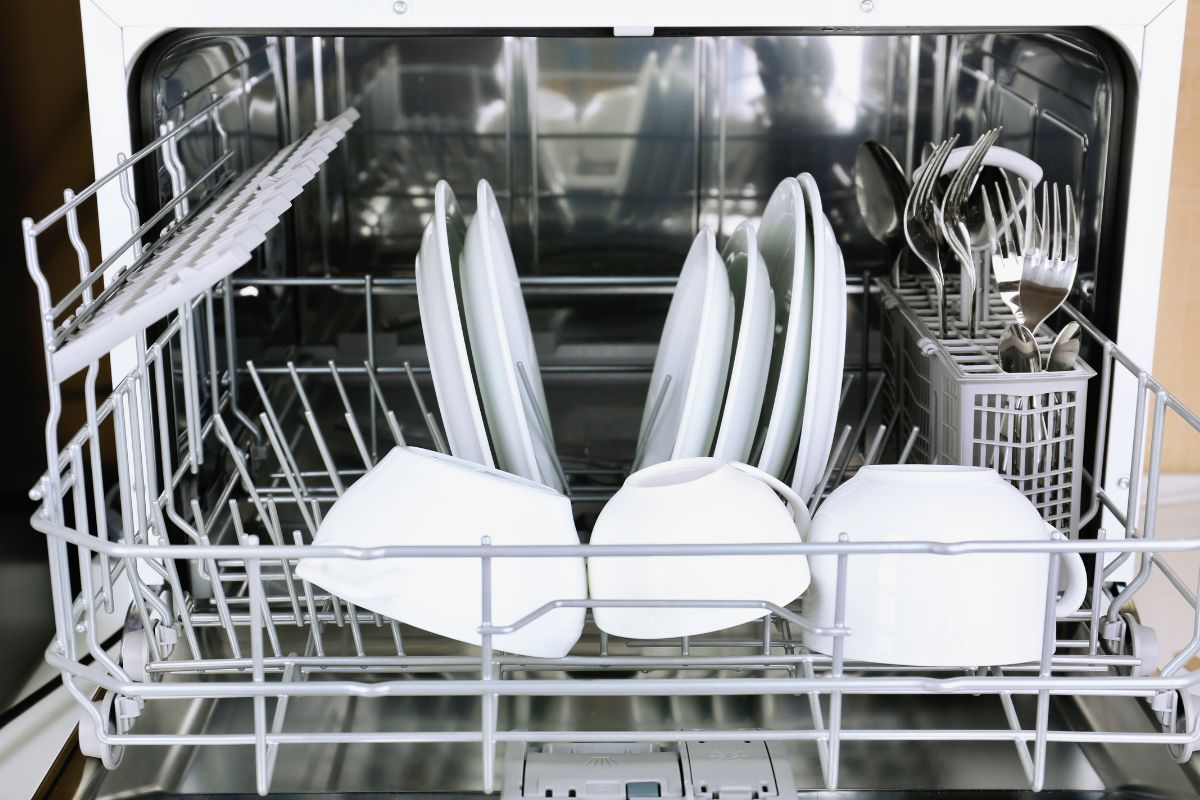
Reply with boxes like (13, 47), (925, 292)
(23, 29), (1200, 799)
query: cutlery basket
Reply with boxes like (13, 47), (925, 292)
(877, 276), (1095, 534)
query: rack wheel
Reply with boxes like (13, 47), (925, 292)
(1122, 612), (1159, 678)
(77, 692), (124, 769)
(120, 623), (155, 683)
(1165, 689), (1199, 763)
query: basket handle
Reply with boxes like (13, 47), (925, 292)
(729, 461), (812, 537)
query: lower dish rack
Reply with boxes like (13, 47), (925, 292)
(25, 279), (1200, 797)
(19, 108), (1200, 800)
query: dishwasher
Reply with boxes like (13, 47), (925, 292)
(18, 2), (1200, 797)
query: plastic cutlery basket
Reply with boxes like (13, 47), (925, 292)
(878, 276), (1095, 534)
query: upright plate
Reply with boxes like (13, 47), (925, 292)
(415, 181), (494, 466)
(713, 222), (774, 462)
(460, 179), (565, 492)
(752, 177), (815, 478)
(632, 228), (733, 471)
(792, 174), (848, 500)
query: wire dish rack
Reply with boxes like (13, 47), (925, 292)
(20, 74), (1200, 800)
(878, 275), (1095, 534)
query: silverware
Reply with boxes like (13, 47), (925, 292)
(1046, 321), (1081, 372)
(1019, 182), (1079, 335)
(854, 141), (910, 287)
(997, 322), (1041, 474)
(903, 135), (958, 337)
(998, 323), (1040, 374)
(981, 178), (1031, 324)
(938, 128), (999, 337)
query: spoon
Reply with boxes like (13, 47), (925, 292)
(854, 141), (910, 286)
(1040, 321), (1082, 494)
(998, 323), (1040, 373)
(1046, 321), (1081, 372)
(997, 323), (1041, 473)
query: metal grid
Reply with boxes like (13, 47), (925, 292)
(879, 276), (1095, 534)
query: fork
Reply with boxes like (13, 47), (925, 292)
(939, 128), (1000, 338)
(982, 177), (1034, 324)
(1019, 182), (1078, 341)
(903, 135), (958, 337)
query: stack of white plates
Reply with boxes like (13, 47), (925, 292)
(632, 174), (847, 497)
(415, 178), (566, 493)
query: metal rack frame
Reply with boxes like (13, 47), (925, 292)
(20, 27), (1200, 800)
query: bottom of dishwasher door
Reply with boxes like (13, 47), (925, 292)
(57, 628), (1200, 799)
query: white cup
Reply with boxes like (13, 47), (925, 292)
(296, 446), (586, 658)
(588, 457), (811, 640)
(802, 465), (1087, 667)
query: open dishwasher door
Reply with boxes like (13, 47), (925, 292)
(17, 3), (1200, 798)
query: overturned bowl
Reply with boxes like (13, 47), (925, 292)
(296, 446), (586, 658)
(588, 457), (811, 640)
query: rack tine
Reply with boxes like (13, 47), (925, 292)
(267, 499), (304, 626)
(516, 360), (569, 491)
(832, 375), (886, 488)
(389, 616), (406, 656)
(633, 374), (672, 469)
(810, 424), (853, 509)
(224, 278), (261, 440)
(213, 413), (278, 539)
(838, 372), (856, 410)
(179, 303), (203, 470)
(247, 360), (309, 494)
(897, 425), (920, 465)
(230, 500), (282, 656)
(863, 424), (888, 466)
(404, 361), (447, 453)
(286, 361), (345, 495)
(363, 360), (406, 447)
(328, 361), (373, 468)
(151, 349), (201, 545)
(82, 363), (113, 612)
(259, 413), (318, 536)
(292, 530), (326, 657)
(309, 500), (344, 628)
(191, 499), (242, 658)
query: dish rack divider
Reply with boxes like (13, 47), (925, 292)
(19, 77), (1200, 798)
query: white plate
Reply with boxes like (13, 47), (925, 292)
(712, 221), (774, 462)
(632, 228), (733, 471)
(792, 174), (847, 500)
(752, 177), (815, 478)
(460, 179), (565, 492)
(415, 181), (494, 467)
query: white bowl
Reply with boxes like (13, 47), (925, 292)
(588, 457), (811, 639)
(296, 446), (586, 658)
(802, 465), (1087, 667)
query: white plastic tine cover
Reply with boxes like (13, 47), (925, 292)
(48, 107), (360, 380)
